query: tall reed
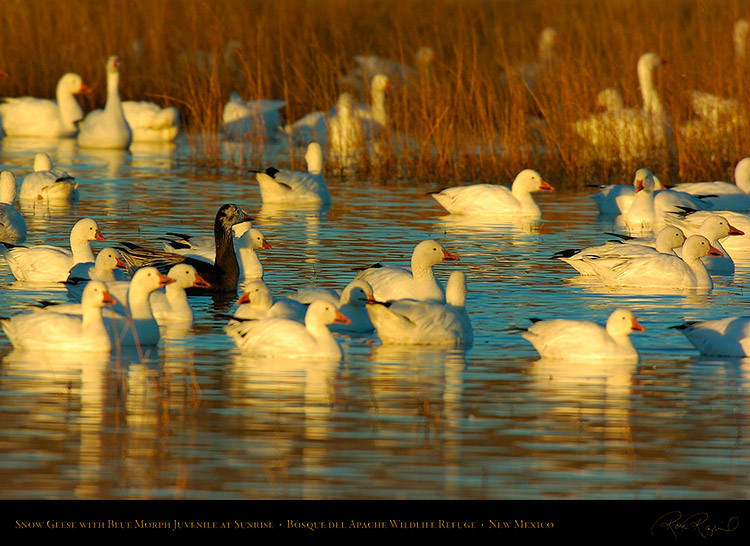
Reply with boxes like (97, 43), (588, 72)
(0, 0), (748, 187)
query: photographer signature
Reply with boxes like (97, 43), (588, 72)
(651, 511), (739, 539)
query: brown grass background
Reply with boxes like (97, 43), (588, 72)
(0, 0), (748, 188)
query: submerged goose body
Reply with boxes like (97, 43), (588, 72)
(0, 218), (105, 282)
(148, 264), (211, 324)
(226, 300), (351, 359)
(77, 56), (132, 149)
(255, 142), (330, 205)
(366, 271), (473, 346)
(674, 317), (750, 357)
(354, 239), (460, 303)
(1, 281), (117, 352)
(671, 158), (750, 211)
(0, 73), (91, 138)
(19, 152), (79, 202)
(122, 100), (180, 142)
(0, 171), (26, 243)
(521, 308), (645, 360)
(431, 169), (554, 217)
(233, 280), (307, 322)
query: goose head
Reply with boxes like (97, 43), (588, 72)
(82, 280), (118, 309)
(71, 218), (105, 244)
(58, 73), (92, 96)
(341, 279), (375, 306)
(412, 239), (460, 269)
(131, 266), (176, 293)
(168, 263), (211, 289)
(305, 300), (351, 328)
(512, 169), (554, 194)
(245, 228), (272, 250)
(633, 168), (656, 192)
(236, 280), (273, 308)
(734, 157), (750, 193)
(106, 55), (122, 75)
(700, 215), (744, 240)
(682, 234), (723, 259)
(95, 247), (127, 271)
(653, 226), (686, 252)
(216, 203), (253, 233)
(606, 309), (646, 337)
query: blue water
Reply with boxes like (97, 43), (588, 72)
(1, 136), (749, 500)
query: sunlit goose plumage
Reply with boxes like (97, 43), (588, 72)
(222, 91), (285, 141)
(77, 56), (132, 150)
(0, 281), (117, 352)
(554, 225), (686, 276)
(148, 264), (210, 324)
(0, 171), (26, 244)
(118, 203), (252, 294)
(121, 100), (180, 142)
(573, 53), (672, 164)
(233, 280), (307, 322)
(329, 92), (365, 167)
(670, 158), (750, 211)
(354, 239), (460, 302)
(590, 172), (668, 216)
(225, 300), (350, 359)
(366, 271), (472, 346)
(431, 169), (554, 217)
(355, 73), (390, 128)
(663, 209), (750, 255)
(0, 218), (105, 282)
(329, 279), (376, 334)
(673, 316), (750, 357)
(0, 73), (91, 138)
(580, 234), (721, 290)
(65, 247), (128, 300)
(19, 152), (79, 202)
(672, 214), (744, 274)
(521, 308), (645, 360)
(255, 142), (330, 205)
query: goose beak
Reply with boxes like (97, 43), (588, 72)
(95, 230), (106, 242)
(262, 241), (272, 250)
(631, 319), (646, 332)
(236, 292), (250, 305)
(334, 310), (351, 324)
(635, 179), (644, 192)
(539, 180), (554, 192)
(115, 257), (128, 270)
(78, 83), (93, 95)
(729, 224), (745, 236)
(102, 291), (118, 306)
(708, 244), (723, 257)
(193, 274), (211, 288)
(442, 250), (460, 262)
(158, 273), (176, 287)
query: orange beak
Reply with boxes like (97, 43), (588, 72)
(158, 273), (176, 287)
(192, 273), (211, 288)
(442, 249), (460, 262)
(261, 241), (272, 250)
(631, 319), (646, 332)
(729, 224), (745, 236)
(334, 310), (351, 324)
(102, 291), (118, 306)
(708, 244), (723, 257)
(78, 82), (93, 95)
(95, 230), (106, 242)
(115, 257), (128, 270)
(236, 292), (250, 305)
(539, 180), (554, 192)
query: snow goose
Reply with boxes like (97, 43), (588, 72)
(329, 279), (376, 334)
(225, 300), (350, 359)
(669, 158), (750, 211)
(580, 234), (722, 290)
(590, 172), (668, 216)
(77, 56), (132, 149)
(521, 308), (644, 361)
(121, 100), (180, 142)
(118, 203), (252, 294)
(19, 152), (79, 202)
(254, 142), (330, 205)
(222, 91), (285, 141)
(148, 264), (210, 325)
(65, 246), (128, 300)
(366, 270), (473, 347)
(430, 169), (554, 217)
(354, 239), (460, 303)
(0, 218), (105, 282)
(663, 209), (750, 255)
(574, 53), (673, 165)
(107, 266), (175, 346)
(355, 73), (391, 129)
(554, 225), (686, 276)
(0, 280), (117, 352)
(672, 214), (744, 274)
(329, 92), (365, 169)
(233, 280), (307, 322)
(0, 73), (92, 138)
(672, 316), (750, 357)
(0, 171), (26, 244)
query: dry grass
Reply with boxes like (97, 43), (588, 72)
(0, 0), (749, 187)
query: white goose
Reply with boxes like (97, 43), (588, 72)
(148, 264), (210, 325)
(0, 218), (105, 283)
(255, 142), (330, 205)
(225, 300), (350, 359)
(673, 214), (744, 274)
(673, 316), (750, 357)
(77, 55), (132, 149)
(222, 91), (285, 141)
(329, 92), (365, 168)
(0, 281), (117, 352)
(663, 209), (750, 255)
(233, 280), (307, 322)
(580, 234), (722, 290)
(521, 308), (645, 360)
(554, 225), (686, 276)
(355, 73), (390, 129)
(0, 171), (26, 244)
(430, 169), (554, 217)
(366, 270), (473, 347)
(574, 52), (673, 164)
(670, 158), (750, 211)
(329, 279), (376, 334)
(65, 247), (128, 300)
(19, 152), (79, 203)
(354, 239), (460, 303)
(0, 73), (92, 138)
(590, 172), (668, 216)
(122, 100), (180, 142)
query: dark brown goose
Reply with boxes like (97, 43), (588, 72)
(118, 203), (252, 295)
